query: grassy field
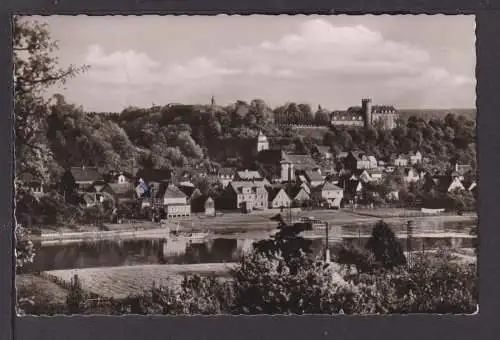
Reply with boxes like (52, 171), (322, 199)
(16, 274), (70, 305)
(43, 263), (238, 299)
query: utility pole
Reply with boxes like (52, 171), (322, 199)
(325, 221), (330, 262)
(288, 164), (293, 224)
(406, 220), (414, 268)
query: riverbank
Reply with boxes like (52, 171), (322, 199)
(31, 209), (477, 245)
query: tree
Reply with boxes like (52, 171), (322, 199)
(253, 214), (314, 273)
(314, 109), (330, 126)
(335, 242), (375, 273)
(365, 220), (406, 269)
(66, 274), (87, 314)
(14, 17), (87, 181)
(232, 252), (358, 315)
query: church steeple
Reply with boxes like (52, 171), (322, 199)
(256, 130), (269, 153)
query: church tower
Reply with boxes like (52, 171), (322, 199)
(256, 130), (269, 153)
(362, 98), (372, 128)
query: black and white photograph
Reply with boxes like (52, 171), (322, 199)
(14, 14), (478, 315)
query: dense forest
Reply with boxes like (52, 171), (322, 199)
(40, 95), (476, 184)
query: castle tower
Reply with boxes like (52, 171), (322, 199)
(361, 98), (372, 128)
(256, 130), (269, 152)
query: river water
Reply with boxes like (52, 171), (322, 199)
(25, 220), (476, 272)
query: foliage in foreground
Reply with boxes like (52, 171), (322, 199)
(20, 249), (477, 316)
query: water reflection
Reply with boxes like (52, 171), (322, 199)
(25, 221), (475, 273)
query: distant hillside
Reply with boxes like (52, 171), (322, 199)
(399, 108), (476, 121)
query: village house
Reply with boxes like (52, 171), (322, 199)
(403, 168), (420, 184)
(312, 145), (333, 160)
(19, 172), (45, 197)
(423, 172), (466, 193)
(70, 165), (103, 191)
(345, 179), (364, 203)
(290, 185), (311, 206)
(105, 182), (136, 204)
(234, 170), (268, 184)
(367, 169), (383, 182)
(280, 153), (319, 182)
(409, 151), (423, 165)
(256, 150), (318, 183)
(224, 181), (268, 212)
(393, 155), (409, 167)
(446, 176), (466, 192)
(218, 167), (235, 187)
(336, 151), (349, 160)
(344, 151), (377, 171)
(267, 187), (292, 209)
(351, 169), (373, 183)
(302, 170), (324, 188)
(161, 184), (191, 219)
(105, 170), (135, 184)
(312, 181), (344, 209)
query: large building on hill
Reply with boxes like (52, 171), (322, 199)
(330, 98), (400, 130)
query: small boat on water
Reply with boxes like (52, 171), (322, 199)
(162, 221), (212, 244)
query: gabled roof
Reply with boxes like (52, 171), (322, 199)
(178, 185), (197, 198)
(337, 152), (349, 159)
(229, 180), (267, 193)
(290, 186), (310, 200)
(282, 153), (318, 169)
(353, 169), (369, 177)
(162, 184), (187, 199)
(314, 145), (331, 154)
(266, 187), (288, 201)
(236, 170), (262, 180)
(135, 168), (171, 184)
(345, 179), (363, 193)
(319, 181), (343, 191)
(304, 170), (323, 182)
(108, 183), (135, 197)
(218, 167), (235, 177)
(367, 169), (383, 176)
(455, 164), (473, 176)
(71, 166), (102, 183)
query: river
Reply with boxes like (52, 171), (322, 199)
(24, 220), (476, 272)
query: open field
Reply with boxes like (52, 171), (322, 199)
(16, 274), (70, 304)
(42, 262), (345, 299)
(43, 263), (238, 299)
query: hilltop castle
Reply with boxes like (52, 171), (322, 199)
(330, 98), (400, 130)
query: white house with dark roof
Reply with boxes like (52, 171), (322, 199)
(312, 182), (344, 208)
(267, 187), (291, 209)
(161, 184), (191, 218)
(225, 181), (268, 211)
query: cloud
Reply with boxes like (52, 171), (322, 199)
(224, 18), (470, 88)
(166, 57), (241, 81)
(84, 45), (160, 84)
(74, 19), (474, 111)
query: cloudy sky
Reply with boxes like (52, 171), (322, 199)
(30, 15), (475, 112)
